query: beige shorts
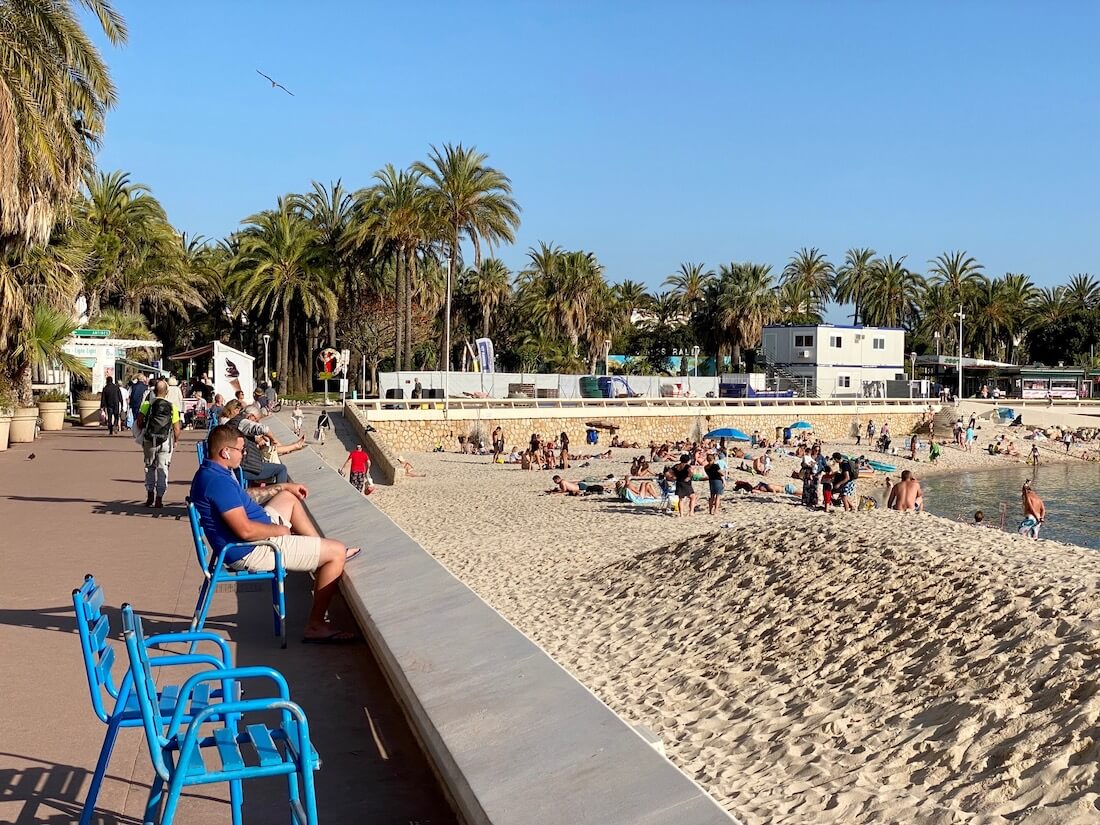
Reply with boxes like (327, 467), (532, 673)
(229, 507), (321, 572)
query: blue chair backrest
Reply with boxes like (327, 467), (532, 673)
(121, 605), (172, 778)
(196, 439), (207, 464)
(186, 502), (213, 573)
(72, 575), (119, 724)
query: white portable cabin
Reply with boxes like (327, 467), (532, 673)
(168, 341), (255, 401)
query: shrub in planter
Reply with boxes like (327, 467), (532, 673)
(37, 389), (70, 431)
(76, 391), (103, 427)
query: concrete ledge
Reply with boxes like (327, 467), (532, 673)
(270, 417), (739, 825)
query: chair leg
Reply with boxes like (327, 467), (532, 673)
(144, 774), (164, 825)
(160, 778), (185, 825)
(299, 761), (320, 825)
(79, 716), (122, 825)
(275, 573), (287, 649)
(191, 570), (219, 640)
(230, 778), (243, 825)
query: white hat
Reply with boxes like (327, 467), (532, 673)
(168, 376), (179, 386)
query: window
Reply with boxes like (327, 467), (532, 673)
(837, 375), (851, 388)
(830, 335), (842, 348)
(794, 334), (814, 347)
(873, 337), (885, 350)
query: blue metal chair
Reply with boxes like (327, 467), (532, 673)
(121, 604), (320, 825)
(197, 438), (247, 486)
(186, 501), (287, 649)
(73, 575), (235, 825)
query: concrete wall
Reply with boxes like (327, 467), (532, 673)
(348, 403), (928, 454)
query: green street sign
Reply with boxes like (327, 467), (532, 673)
(72, 328), (110, 338)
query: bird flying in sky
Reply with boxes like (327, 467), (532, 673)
(256, 70), (294, 96)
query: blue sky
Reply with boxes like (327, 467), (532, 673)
(87, 1), (1098, 311)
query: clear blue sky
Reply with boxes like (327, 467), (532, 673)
(88, 1), (1098, 310)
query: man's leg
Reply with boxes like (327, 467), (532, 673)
(155, 448), (171, 506)
(143, 444), (156, 506)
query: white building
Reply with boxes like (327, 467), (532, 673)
(761, 324), (907, 398)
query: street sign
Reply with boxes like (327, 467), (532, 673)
(73, 328), (110, 338)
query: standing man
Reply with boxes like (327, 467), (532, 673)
(887, 469), (923, 511)
(99, 376), (123, 435)
(129, 373), (148, 418)
(339, 445), (373, 495)
(831, 452), (858, 512)
(135, 379), (181, 508)
(1019, 481), (1045, 539)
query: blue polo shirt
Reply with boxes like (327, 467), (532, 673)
(190, 460), (272, 564)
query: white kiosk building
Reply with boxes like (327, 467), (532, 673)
(760, 324), (907, 398)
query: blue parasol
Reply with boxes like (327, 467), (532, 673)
(789, 421), (813, 430)
(705, 427), (751, 441)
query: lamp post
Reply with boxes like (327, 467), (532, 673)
(954, 305), (966, 401)
(692, 345), (700, 377)
(603, 339), (612, 377)
(262, 333), (270, 384)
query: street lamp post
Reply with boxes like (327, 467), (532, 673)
(603, 339), (612, 377)
(692, 345), (700, 378)
(262, 334), (270, 385)
(954, 304), (966, 401)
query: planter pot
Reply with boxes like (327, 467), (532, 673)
(76, 399), (102, 427)
(37, 400), (67, 431)
(0, 412), (10, 451)
(8, 406), (39, 443)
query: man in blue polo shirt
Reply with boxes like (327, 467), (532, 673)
(191, 424), (362, 643)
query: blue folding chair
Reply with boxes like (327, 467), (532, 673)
(73, 575), (235, 825)
(121, 604), (320, 825)
(186, 501), (287, 649)
(197, 438), (247, 486)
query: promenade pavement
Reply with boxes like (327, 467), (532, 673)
(0, 423), (456, 824)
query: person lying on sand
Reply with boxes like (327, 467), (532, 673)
(887, 469), (923, 511)
(395, 456), (425, 477)
(547, 475), (582, 495)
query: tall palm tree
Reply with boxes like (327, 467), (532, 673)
(0, 0), (126, 247)
(663, 262), (713, 314)
(1065, 273), (1100, 312)
(782, 247), (835, 308)
(776, 279), (823, 324)
(862, 256), (923, 328)
(928, 250), (985, 311)
(413, 144), (520, 371)
(292, 180), (356, 350)
(1031, 286), (1070, 326)
(917, 284), (957, 354)
(231, 199), (335, 392)
(466, 258), (511, 338)
(716, 262), (779, 369)
(14, 304), (91, 402)
(612, 279), (651, 324)
(834, 248), (876, 325)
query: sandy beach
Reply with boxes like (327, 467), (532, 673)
(304, 410), (1100, 824)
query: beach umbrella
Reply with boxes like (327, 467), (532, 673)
(705, 427), (751, 441)
(789, 421), (813, 430)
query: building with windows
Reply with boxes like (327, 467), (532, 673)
(760, 324), (907, 398)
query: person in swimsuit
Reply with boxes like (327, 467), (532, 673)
(674, 453), (696, 517)
(704, 452), (724, 514)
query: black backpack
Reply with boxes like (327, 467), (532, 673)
(143, 398), (174, 447)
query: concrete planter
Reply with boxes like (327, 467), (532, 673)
(37, 400), (67, 431)
(8, 406), (39, 443)
(76, 399), (102, 427)
(0, 411), (10, 451)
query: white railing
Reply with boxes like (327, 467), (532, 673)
(346, 396), (934, 414)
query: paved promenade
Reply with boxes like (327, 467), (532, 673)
(0, 424), (456, 824)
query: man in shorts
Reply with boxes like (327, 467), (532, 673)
(191, 424), (361, 642)
(340, 444), (372, 494)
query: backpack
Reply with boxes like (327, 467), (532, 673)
(143, 398), (174, 448)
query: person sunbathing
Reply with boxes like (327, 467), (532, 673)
(620, 475), (661, 499)
(547, 475), (582, 495)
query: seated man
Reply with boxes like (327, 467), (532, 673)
(192, 425), (361, 642)
(231, 404), (302, 484)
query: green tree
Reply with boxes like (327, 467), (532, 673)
(465, 258), (511, 339)
(231, 200), (335, 392)
(413, 144), (520, 370)
(1065, 273), (1100, 312)
(782, 247), (835, 308)
(862, 256), (924, 328)
(0, 0), (126, 247)
(834, 247), (876, 325)
(14, 304), (91, 404)
(716, 262), (779, 369)
(928, 250), (985, 316)
(663, 262), (713, 314)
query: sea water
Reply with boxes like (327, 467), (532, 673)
(920, 461), (1100, 550)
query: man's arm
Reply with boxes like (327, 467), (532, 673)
(220, 505), (290, 541)
(887, 487), (899, 510)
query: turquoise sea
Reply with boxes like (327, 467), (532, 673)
(920, 462), (1100, 550)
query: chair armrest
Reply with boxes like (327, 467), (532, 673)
(166, 666), (290, 736)
(145, 631), (232, 665)
(148, 654), (226, 671)
(220, 540), (281, 566)
(179, 699), (313, 766)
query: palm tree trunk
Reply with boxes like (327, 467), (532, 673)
(405, 248), (414, 367)
(394, 250), (404, 371)
(444, 234), (456, 372)
(277, 309), (289, 395)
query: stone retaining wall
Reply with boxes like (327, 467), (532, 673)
(351, 408), (926, 454)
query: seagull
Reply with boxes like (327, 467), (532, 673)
(256, 69), (294, 97)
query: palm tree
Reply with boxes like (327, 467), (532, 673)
(782, 247), (835, 308)
(292, 180), (356, 350)
(1031, 286), (1071, 326)
(776, 279), (823, 324)
(715, 262), (779, 369)
(466, 258), (511, 338)
(413, 144), (520, 370)
(928, 250), (985, 311)
(917, 284), (957, 354)
(862, 256), (923, 328)
(14, 304), (91, 404)
(663, 262), (713, 314)
(231, 200), (335, 392)
(1065, 273), (1100, 312)
(612, 279), (651, 324)
(834, 248), (876, 325)
(0, 0), (126, 247)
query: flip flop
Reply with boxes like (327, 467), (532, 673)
(301, 630), (359, 645)
(346, 547), (362, 562)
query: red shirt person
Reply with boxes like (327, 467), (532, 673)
(340, 445), (372, 494)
